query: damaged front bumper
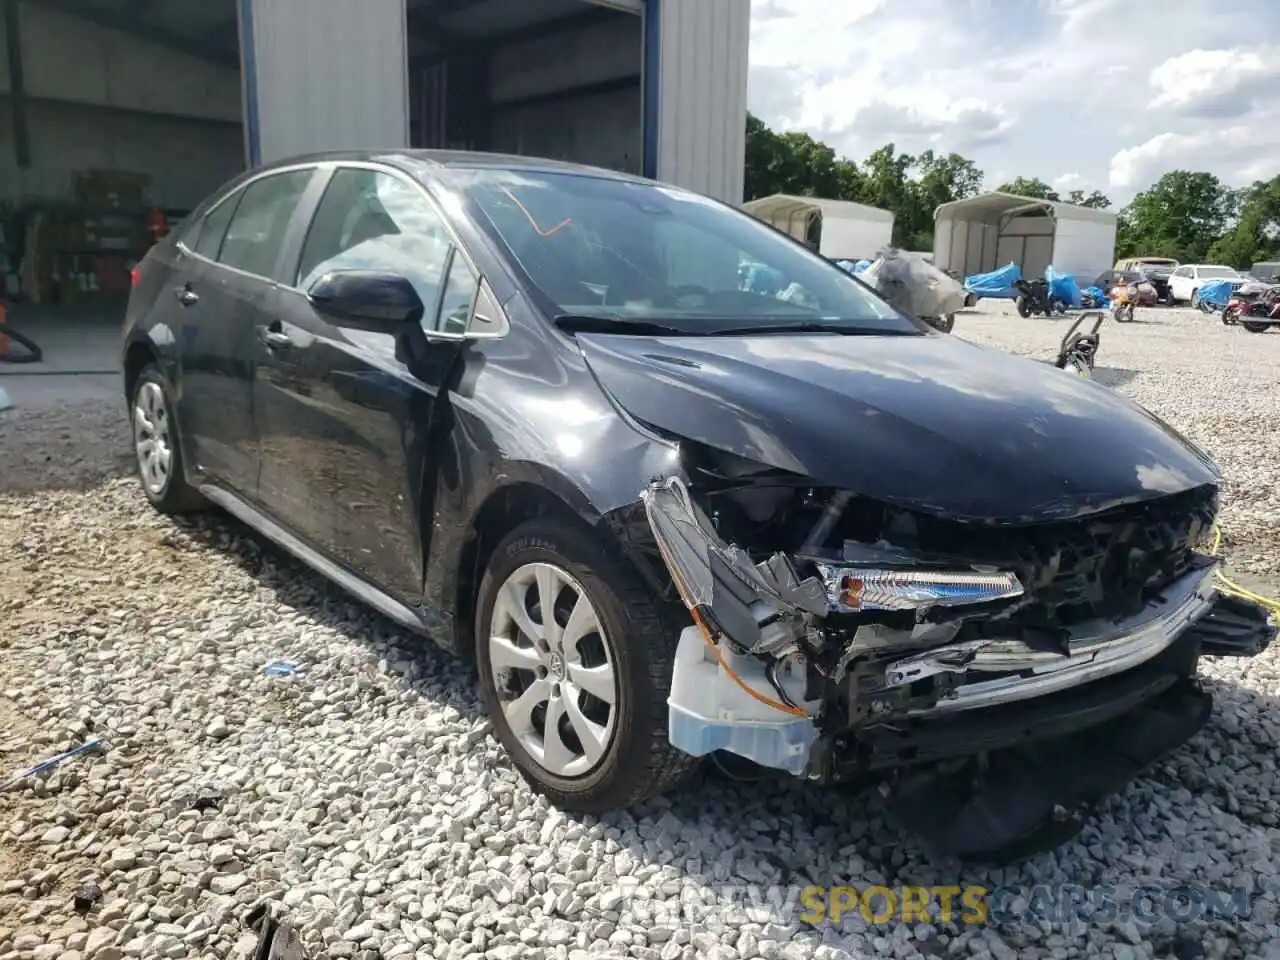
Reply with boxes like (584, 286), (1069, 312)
(641, 476), (1277, 783)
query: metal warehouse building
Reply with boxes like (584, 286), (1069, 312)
(932, 191), (1118, 284)
(0, 0), (750, 308)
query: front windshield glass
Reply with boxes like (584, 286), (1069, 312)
(1197, 266), (1238, 279)
(446, 168), (919, 334)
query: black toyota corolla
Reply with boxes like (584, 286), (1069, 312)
(122, 150), (1274, 862)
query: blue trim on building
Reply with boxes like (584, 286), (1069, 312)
(641, 0), (660, 180)
(238, 0), (262, 167)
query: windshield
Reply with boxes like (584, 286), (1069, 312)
(1197, 266), (1238, 279)
(445, 168), (919, 335)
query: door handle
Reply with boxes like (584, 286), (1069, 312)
(258, 328), (294, 350)
(175, 286), (198, 306)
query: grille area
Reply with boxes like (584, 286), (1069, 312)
(895, 484), (1219, 634)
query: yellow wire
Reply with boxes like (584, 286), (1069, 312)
(1207, 523), (1280, 617)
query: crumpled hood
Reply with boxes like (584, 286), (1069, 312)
(577, 330), (1220, 522)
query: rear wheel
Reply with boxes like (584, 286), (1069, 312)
(130, 364), (207, 514)
(1243, 321), (1270, 334)
(1015, 296), (1031, 318)
(474, 520), (696, 812)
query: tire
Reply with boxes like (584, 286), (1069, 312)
(130, 364), (207, 513)
(931, 314), (955, 333)
(1190, 288), (1200, 309)
(1243, 321), (1270, 334)
(474, 520), (696, 812)
(1015, 296), (1031, 319)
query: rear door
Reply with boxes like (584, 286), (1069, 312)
(252, 163), (462, 601)
(177, 166), (322, 497)
(169, 184), (253, 492)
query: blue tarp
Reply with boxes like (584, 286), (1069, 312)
(853, 259), (872, 274)
(964, 262), (1022, 299)
(1045, 266), (1083, 308)
(1083, 286), (1111, 308)
(1196, 279), (1234, 308)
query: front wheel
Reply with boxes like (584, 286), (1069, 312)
(1190, 289), (1200, 309)
(1015, 296), (1031, 318)
(474, 520), (696, 812)
(930, 314), (955, 333)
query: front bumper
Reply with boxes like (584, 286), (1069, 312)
(642, 476), (1275, 783)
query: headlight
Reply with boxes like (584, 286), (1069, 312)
(816, 565), (1024, 613)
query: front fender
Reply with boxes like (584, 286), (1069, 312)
(420, 396), (681, 654)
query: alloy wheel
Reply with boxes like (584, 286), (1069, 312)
(487, 562), (618, 778)
(133, 380), (173, 495)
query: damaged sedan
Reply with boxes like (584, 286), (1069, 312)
(122, 151), (1275, 862)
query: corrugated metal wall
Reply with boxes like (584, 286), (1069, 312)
(648, 0), (749, 205)
(242, 0), (409, 166)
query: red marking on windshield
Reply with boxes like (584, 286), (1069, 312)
(499, 187), (572, 237)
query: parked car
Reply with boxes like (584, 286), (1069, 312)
(121, 151), (1275, 863)
(1167, 264), (1245, 306)
(1115, 257), (1178, 302)
(1249, 261), (1280, 283)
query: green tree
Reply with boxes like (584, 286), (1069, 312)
(1207, 174), (1280, 268)
(1115, 171), (1235, 261)
(1066, 189), (1111, 209)
(997, 177), (1060, 200)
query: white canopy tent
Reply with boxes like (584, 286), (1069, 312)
(932, 192), (1117, 282)
(743, 194), (895, 261)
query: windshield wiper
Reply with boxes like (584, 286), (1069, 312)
(552, 314), (689, 336)
(708, 322), (915, 336)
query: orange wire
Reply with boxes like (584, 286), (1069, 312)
(498, 186), (572, 237)
(690, 607), (810, 718)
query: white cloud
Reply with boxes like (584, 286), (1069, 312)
(1149, 48), (1280, 117)
(746, 0), (1280, 204)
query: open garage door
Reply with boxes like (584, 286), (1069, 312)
(408, 0), (644, 175)
(1, 0), (244, 309)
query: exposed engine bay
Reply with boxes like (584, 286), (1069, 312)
(640, 444), (1277, 861)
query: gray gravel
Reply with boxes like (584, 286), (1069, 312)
(2, 302), (1280, 960)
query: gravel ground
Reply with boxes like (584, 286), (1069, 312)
(2, 303), (1280, 960)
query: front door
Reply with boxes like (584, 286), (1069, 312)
(252, 165), (467, 603)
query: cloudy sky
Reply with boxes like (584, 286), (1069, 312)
(747, 0), (1280, 206)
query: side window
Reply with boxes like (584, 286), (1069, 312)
(218, 169), (314, 278)
(296, 167), (452, 314)
(193, 191), (242, 260)
(435, 249), (479, 334)
(1173, 267), (1190, 278)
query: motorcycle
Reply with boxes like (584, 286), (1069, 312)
(1013, 278), (1067, 318)
(860, 249), (968, 335)
(1222, 281), (1278, 326)
(1109, 281), (1141, 323)
(1232, 286), (1280, 334)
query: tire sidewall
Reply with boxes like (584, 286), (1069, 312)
(474, 525), (656, 806)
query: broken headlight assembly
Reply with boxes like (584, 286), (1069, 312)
(639, 473), (1034, 777)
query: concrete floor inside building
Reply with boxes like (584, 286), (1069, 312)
(1, 305), (122, 409)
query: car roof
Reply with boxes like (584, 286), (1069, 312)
(250, 148), (654, 186)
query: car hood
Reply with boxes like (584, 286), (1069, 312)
(577, 330), (1220, 522)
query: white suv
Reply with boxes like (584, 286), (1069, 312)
(1167, 264), (1243, 305)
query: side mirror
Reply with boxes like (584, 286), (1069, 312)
(307, 270), (425, 333)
